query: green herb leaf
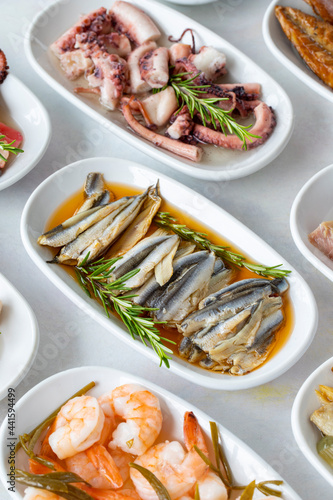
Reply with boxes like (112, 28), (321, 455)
(15, 470), (94, 500)
(75, 258), (174, 368)
(129, 463), (172, 500)
(0, 135), (24, 162)
(154, 212), (291, 279)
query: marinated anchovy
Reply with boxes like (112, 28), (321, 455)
(109, 231), (180, 289)
(55, 197), (133, 264)
(77, 189), (149, 264)
(153, 252), (215, 324)
(107, 183), (161, 258)
(77, 172), (113, 213)
(38, 205), (103, 247)
(179, 276), (287, 375)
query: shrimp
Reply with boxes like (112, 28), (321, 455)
(23, 488), (63, 500)
(48, 395), (105, 460)
(79, 486), (141, 500)
(65, 443), (123, 489)
(196, 470), (228, 500)
(107, 384), (162, 456)
(130, 411), (208, 500)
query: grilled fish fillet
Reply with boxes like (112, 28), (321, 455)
(303, 0), (333, 24)
(275, 5), (333, 89)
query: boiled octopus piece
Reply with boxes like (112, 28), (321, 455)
(50, 7), (112, 58)
(122, 100), (203, 162)
(140, 47), (169, 89)
(167, 106), (194, 139)
(127, 41), (157, 93)
(169, 43), (192, 65)
(110, 1), (161, 45)
(59, 49), (93, 80)
(140, 87), (178, 127)
(0, 49), (9, 84)
(75, 31), (131, 58)
(193, 101), (276, 150)
(84, 52), (128, 110)
(189, 46), (226, 81)
(217, 83), (261, 98)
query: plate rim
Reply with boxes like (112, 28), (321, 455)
(262, 0), (333, 104)
(20, 156), (318, 391)
(0, 365), (302, 499)
(0, 272), (39, 401)
(25, 0), (294, 181)
(0, 73), (51, 191)
(290, 163), (333, 283)
(291, 356), (333, 487)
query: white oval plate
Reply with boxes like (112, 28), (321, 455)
(0, 366), (302, 499)
(25, 0), (293, 181)
(290, 163), (333, 283)
(0, 273), (39, 401)
(21, 157), (317, 390)
(0, 74), (51, 191)
(263, 0), (333, 103)
(292, 356), (333, 487)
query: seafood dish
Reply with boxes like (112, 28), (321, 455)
(2, 366), (300, 499)
(22, 157), (317, 390)
(0, 273), (39, 401)
(49, 1), (276, 163)
(275, 4), (333, 89)
(310, 379), (333, 468)
(290, 163), (333, 283)
(0, 61), (50, 191)
(0, 50), (24, 175)
(309, 221), (333, 260)
(37, 170), (292, 377)
(263, 0), (333, 103)
(292, 357), (333, 487)
(27, 0), (293, 180)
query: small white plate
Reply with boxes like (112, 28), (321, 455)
(0, 74), (51, 191)
(263, 0), (333, 103)
(292, 356), (333, 487)
(0, 366), (302, 499)
(25, 0), (293, 181)
(290, 163), (333, 282)
(21, 157), (317, 391)
(0, 273), (39, 401)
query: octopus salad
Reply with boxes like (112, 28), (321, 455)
(50, 1), (277, 162)
(310, 372), (333, 469)
(37, 173), (291, 376)
(17, 382), (284, 499)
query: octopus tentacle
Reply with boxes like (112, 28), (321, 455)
(50, 7), (111, 58)
(122, 101), (203, 162)
(193, 102), (276, 150)
(167, 106), (194, 139)
(110, 1), (161, 45)
(139, 47), (169, 89)
(0, 49), (9, 84)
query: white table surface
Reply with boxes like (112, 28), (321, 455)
(1, 1), (333, 499)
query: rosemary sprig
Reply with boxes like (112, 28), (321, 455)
(155, 212), (291, 279)
(156, 72), (259, 150)
(75, 256), (174, 368)
(0, 134), (23, 162)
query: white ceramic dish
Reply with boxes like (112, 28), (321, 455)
(0, 74), (51, 191)
(0, 365), (302, 499)
(290, 163), (333, 283)
(21, 156), (317, 390)
(165, 0), (215, 4)
(25, 0), (293, 181)
(263, 0), (333, 104)
(0, 273), (39, 401)
(292, 356), (333, 487)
